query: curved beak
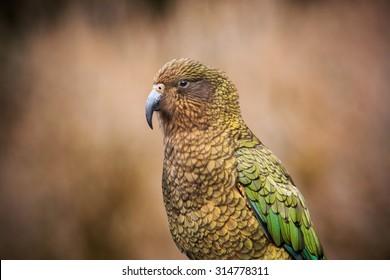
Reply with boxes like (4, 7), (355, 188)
(145, 89), (162, 129)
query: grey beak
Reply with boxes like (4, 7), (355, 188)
(145, 89), (162, 129)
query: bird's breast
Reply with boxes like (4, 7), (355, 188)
(160, 128), (268, 258)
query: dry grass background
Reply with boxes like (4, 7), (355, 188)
(0, 0), (389, 259)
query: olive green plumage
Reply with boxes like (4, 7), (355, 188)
(145, 58), (325, 260)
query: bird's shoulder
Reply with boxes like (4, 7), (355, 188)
(235, 143), (325, 260)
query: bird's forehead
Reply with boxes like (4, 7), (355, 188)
(154, 58), (208, 85)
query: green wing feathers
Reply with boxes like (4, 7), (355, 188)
(236, 145), (325, 260)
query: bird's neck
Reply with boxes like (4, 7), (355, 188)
(162, 125), (236, 201)
(163, 120), (261, 176)
(162, 117), (261, 154)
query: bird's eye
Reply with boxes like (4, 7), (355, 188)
(178, 80), (189, 88)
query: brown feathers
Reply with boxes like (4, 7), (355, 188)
(146, 58), (324, 260)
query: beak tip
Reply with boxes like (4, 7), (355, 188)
(145, 109), (154, 130)
(147, 120), (154, 130)
(145, 89), (161, 130)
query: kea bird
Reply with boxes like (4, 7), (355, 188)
(145, 58), (325, 260)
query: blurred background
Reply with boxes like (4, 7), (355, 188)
(0, 0), (389, 259)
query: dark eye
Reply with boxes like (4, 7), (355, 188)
(178, 79), (189, 88)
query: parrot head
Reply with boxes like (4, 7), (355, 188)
(145, 58), (241, 133)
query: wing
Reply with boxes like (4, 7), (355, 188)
(236, 144), (325, 260)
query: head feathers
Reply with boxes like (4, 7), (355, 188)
(147, 58), (242, 133)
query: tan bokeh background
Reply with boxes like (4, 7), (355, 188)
(0, 0), (389, 259)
